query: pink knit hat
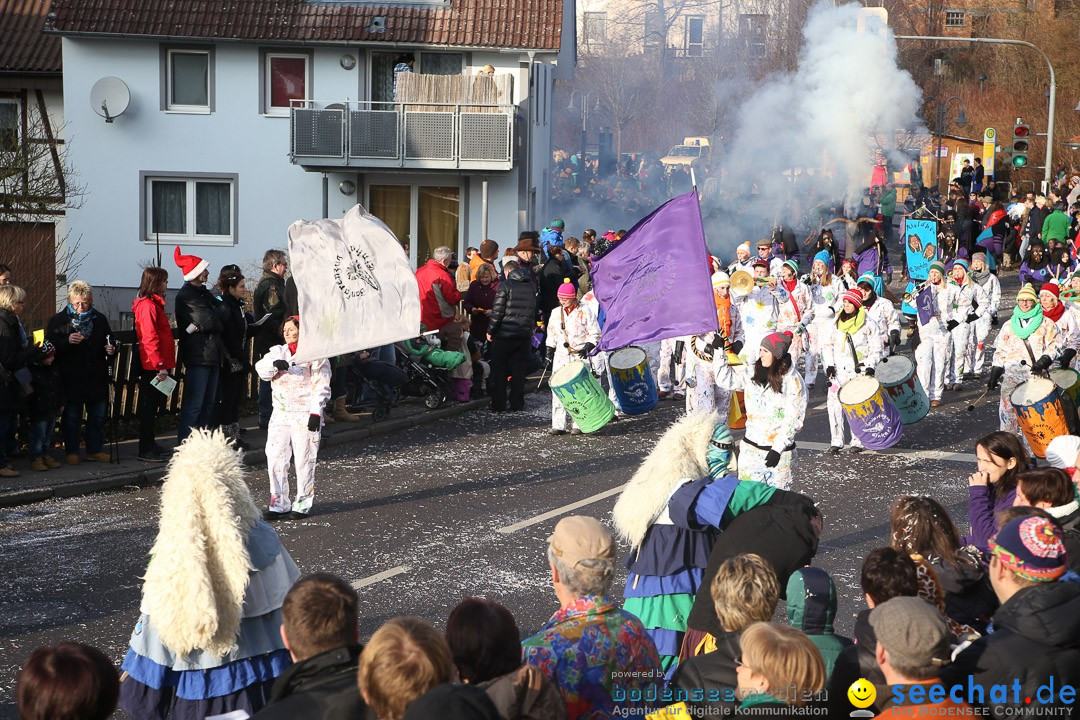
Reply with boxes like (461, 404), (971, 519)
(557, 277), (577, 299)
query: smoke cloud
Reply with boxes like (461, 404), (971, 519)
(707, 1), (924, 255)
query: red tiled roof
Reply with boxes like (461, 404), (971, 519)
(1, 0), (62, 74)
(45, 0), (562, 51)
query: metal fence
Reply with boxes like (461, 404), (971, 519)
(290, 100), (515, 171)
(105, 329), (259, 422)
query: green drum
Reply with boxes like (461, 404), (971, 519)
(1051, 368), (1080, 408)
(550, 360), (615, 433)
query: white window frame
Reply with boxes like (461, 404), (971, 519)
(685, 16), (705, 56)
(944, 10), (965, 26)
(165, 48), (212, 113)
(264, 52), (310, 116)
(143, 175), (237, 247)
(0, 97), (20, 154)
(583, 12), (607, 45)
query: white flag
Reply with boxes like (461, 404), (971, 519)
(287, 205), (420, 364)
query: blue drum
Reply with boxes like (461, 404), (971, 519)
(608, 346), (658, 415)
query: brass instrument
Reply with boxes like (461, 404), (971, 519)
(730, 270), (770, 296)
(902, 279), (930, 304)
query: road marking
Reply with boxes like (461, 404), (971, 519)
(351, 565), (409, 589)
(813, 402), (829, 410)
(798, 440), (975, 463)
(495, 438), (976, 538)
(497, 484), (628, 534)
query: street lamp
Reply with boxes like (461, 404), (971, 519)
(924, 95), (968, 192)
(567, 90), (599, 185)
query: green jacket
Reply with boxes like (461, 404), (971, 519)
(1042, 209), (1071, 242)
(879, 188), (897, 217)
(786, 567), (853, 680)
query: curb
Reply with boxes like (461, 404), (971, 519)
(0, 399), (488, 509)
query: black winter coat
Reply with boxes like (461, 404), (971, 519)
(928, 552), (998, 633)
(252, 646), (369, 720)
(827, 609), (887, 717)
(1058, 506), (1080, 571)
(217, 292), (251, 371)
(174, 282), (224, 368)
(0, 308), (30, 411)
(45, 308), (114, 404)
(538, 257), (568, 317)
(941, 583), (1080, 714)
(687, 490), (820, 637)
(27, 362), (64, 421)
(669, 631), (741, 716)
(489, 268), (538, 340)
(252, 271), (286, 356)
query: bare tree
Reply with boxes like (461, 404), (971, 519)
(0, 90), (88, 289)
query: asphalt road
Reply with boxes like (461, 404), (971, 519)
(0, 357), (1002, 718)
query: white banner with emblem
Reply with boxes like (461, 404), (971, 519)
(287, 205), (420, 364)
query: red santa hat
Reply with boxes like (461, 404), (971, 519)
(174, 245), (209, 282)
(1040, 282), (1061, 299)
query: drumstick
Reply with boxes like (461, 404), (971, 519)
(967, 388), (989, 412)
(537, 365), (549, 390)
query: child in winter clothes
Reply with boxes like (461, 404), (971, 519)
(254, 316), (331, 519)
(27, 341), (63, 471)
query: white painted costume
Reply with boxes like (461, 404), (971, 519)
(807, 276), (843, 385)
(735, 285), (780, 364)
(948, 276), (989, 383)
(255, 345), (332, 515)
(865, 296), (900, 353)
(776, 279), (815, 374)
(820, 311), (883, 448)
(546, 302), (602, 431)
(969, 271), (1001, 374)
(716, 358), (806, 490)
(914, 282), (958, 403)
(1048, 306), (1080, 361)
(991, 316), (1061, 439)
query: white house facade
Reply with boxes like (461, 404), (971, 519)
(47, 0), (570, 323)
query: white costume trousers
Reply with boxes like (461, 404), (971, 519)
(916, 330), (950, 401)
(968, 315), (992, 374)
(266, 411), (322, 514)
(657, 338), (686, 393)
(948, 323), (973, 383)
(826, 375), (862, 449)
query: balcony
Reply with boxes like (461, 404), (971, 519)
(289, 100), (515, 172)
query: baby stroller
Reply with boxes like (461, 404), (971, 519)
(394, 330), (465, 409)
(346, 353), (407, 422)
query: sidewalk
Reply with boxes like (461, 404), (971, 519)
(0, 397), (487, 508)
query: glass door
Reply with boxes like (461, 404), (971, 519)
(417, 187), (460, 266)
(369, 184), (411, 257)
(367, 183), (461, 267)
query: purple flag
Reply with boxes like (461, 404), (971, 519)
(592, 190), (719, 352)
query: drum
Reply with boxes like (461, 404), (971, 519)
(1051, 368), (1080, 408)
(875, 355), (930, 425)
(729, 391), (747, 429)
(550, 361), (615, 433)
(838, 375), (904, 450)
(608, 346), (658, 415)
(1011, 377), (1071, 458)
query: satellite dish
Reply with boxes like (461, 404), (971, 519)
(90, 77), (130, 123)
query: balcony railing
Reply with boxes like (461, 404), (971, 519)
(289, 100), (515, 171)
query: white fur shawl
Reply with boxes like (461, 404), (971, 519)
(611, 412), (719, 550)
(141, 429), (262, 658)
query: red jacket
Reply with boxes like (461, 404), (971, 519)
(415, 259), (461, 331)
(133, 294), (176, 371)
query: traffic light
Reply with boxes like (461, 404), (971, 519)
(1011, 122), (1030, 168)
